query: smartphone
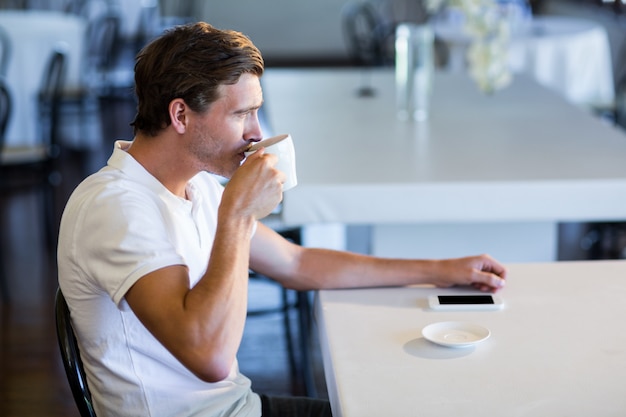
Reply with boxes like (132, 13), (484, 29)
(428, 294), (504, 311)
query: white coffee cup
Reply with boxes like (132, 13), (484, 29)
(244, 134), (297, 191)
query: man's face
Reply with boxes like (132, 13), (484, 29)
(186, 73), (264, 178)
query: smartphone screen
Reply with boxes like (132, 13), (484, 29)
(437, 295), (495, 305)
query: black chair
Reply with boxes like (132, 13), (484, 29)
(276, 227), (317, 398)
(0, 76), (11, 302)
(341, 1), (395, 97)
(0, 46), (67, 251)
(62, 0), (88, 15)
(55, 288), (97, 417)
(79, 11), (121, 96)
(134, 1), (162, 52)
(60, 11), (121, 143)
(0, 25), (11, 78)
(613, 39), (626, 129)
(341, 1), (394, 68)
(0, 76), (10, 154)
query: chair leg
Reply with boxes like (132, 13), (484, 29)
(272, 228), (319, 396)
(280, 288), (299, 390)
(42, 179), (59, 254)
(0, 203), (9, 302)
(0, 255), (9, 302)
(297, 291), (317, 398)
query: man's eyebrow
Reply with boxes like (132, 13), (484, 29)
(234, 101), (264, 115)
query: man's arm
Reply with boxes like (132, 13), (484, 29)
(249, 223), (507, 292)
(125, 213), (255, 383)
(125, 151), (284, 383)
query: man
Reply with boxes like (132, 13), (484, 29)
(58, 22), (506, 417)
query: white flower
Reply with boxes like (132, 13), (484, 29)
(425, 0), (448, 12)
(467, 38), (512, 93)
(428, 0), (513, 93)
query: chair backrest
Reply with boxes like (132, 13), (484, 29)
(39, 46), (67, 155)
(613, 36), (626, 129)
(63, 0), (88, 15)
(342, 1), (393, 67)
(0, 25), (11, 78)
(135, 2), (161, 51)
(55, 288), (97, 417)
(0, 76), (11, 151)
(85, 13), (120, 75)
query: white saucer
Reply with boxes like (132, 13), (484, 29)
(422, 321), (490, 348)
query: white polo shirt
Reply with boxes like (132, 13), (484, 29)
(58, 141), (261, 417)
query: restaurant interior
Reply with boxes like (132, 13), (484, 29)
(1, 0), (626, 416)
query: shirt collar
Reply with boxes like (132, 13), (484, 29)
(106, 140), (193, 207)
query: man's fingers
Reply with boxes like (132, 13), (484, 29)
(474, 271), (506, 291)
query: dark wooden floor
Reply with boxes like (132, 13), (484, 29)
(0, 93), (327, 417)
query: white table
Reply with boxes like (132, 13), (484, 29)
(262, 68), (626, 262)
(510, 16), (615, 109)
(315, 260), (626, 417)
(0, 10), (86, 147)
(434, 15), (615, 108)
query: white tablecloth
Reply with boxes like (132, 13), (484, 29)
(434, 15), (615, 108)
(509, 16), (615, 108)
(316, 260), (626, 416)
(263, 69), (626, 262)
(0, 10), (86, 147)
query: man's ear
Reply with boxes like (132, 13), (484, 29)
(169, 98), (188, 134)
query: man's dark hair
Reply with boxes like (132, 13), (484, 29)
(131, 22), (264, 136)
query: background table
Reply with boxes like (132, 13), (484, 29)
(0, 10), (86, 147)
(434, 15), (615, 109)
(316, 260), (626, 417)
(262, 68), (626, 262)
(509, 16), (615, 109)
